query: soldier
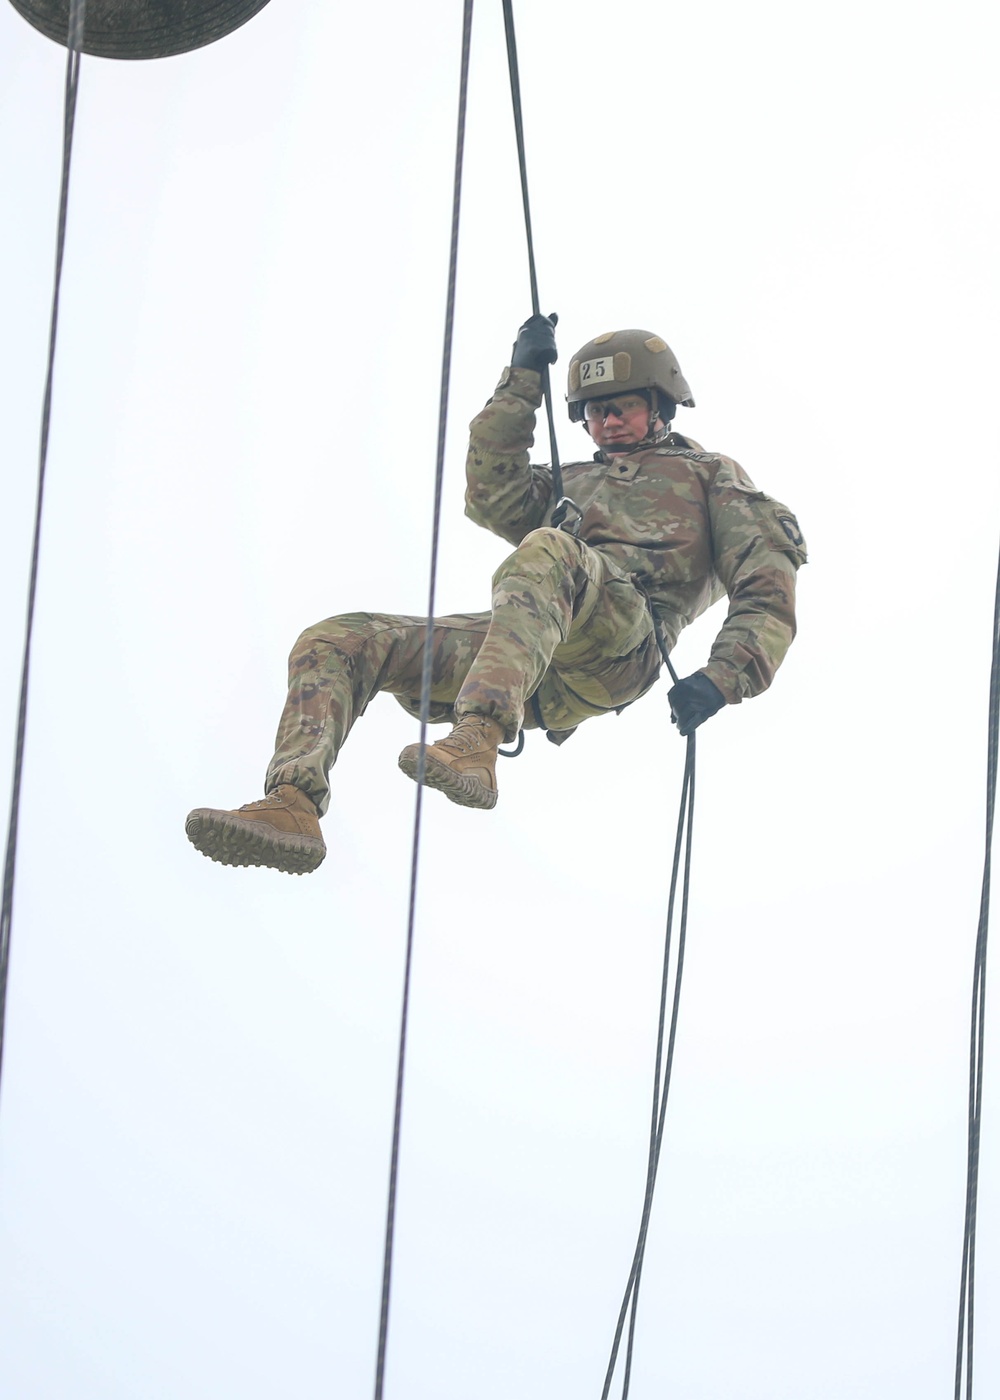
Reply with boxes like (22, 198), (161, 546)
(186, 317), (806, 874)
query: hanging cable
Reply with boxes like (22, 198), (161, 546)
(599, 623), (687, 1400)
(0, 0), (88, 1097)
(371, 4), (474, 1398)
(953, 537), (1000, 1400)
(498, 9), (698, 1385)
(500, 0), (580, 533)
(601, 621), (694, 1400)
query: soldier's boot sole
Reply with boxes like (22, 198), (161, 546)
(397, 748), (498, 811)
(184, 809), (326, 874)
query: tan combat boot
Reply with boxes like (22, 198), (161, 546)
(398, 714), (505, 810)
(185, 784), (326, 874)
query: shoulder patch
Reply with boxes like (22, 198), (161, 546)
(776, 511), (806, 551)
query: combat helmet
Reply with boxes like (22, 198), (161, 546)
(566, 329), (695, 422)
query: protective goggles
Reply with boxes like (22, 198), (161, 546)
(582, 393), (651, 422)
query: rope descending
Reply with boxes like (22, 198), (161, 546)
(601, 621), (692, 1400)
(500, 0), (579, 532)
(372, 4), (475, 1398)
(500, 8), (694, 1388)
(0, 0), (88, 1095)
(953, 537), (1000, 1400)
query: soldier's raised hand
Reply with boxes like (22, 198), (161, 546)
(668, 673), (726, 736)
(511, 312), (559, 372)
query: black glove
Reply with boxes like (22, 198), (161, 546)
(511, 312), (558, 372)
(668, 672), (726, 736)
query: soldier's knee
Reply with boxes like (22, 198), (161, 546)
(289, 612), (377, 664)
(496, 527), (577, 582)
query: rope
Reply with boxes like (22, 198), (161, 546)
(0, 0), (88, 1096)
(953, 537), (1000, 1400)
(591, 611), (684, 1400)
(601, 619), (694, 1400)
(500, 0), (579, 532)
(602, 742), (695, 1400)
(371, 4), (474, 1397)
(498, 13), (695, 1379)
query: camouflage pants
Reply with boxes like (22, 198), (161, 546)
(266, 527), (660, 813)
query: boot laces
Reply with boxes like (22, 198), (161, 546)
(239, 791), (283, 812)
(440, 716), (492, 755)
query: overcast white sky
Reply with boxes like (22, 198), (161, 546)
(1, 1), (998, 1397)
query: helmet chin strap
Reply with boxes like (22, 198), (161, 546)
(638, 387), (672, 448)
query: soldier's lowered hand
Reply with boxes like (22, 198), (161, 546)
(511, 312), (559, 372)
(668, 673), (726, 736)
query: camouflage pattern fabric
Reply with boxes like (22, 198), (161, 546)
(267, 529), (660, 815)
(266, 362), (805, 813)
(267, 611), (488, 814)
(466, 365), (807, 705)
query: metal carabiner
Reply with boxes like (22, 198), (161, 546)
(551, 496), (583, 537)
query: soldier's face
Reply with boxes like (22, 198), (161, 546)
(584, 394), (658, 451)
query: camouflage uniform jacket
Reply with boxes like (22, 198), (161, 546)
(466, 366), (807, 705)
